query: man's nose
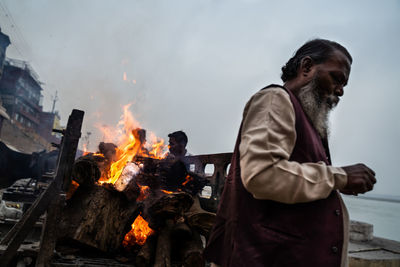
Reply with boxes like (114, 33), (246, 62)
(334, 85), (344, 97)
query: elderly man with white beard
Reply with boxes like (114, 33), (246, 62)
(204, 39), (377, 267)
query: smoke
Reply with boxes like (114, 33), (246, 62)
(2, 0), (400, 196)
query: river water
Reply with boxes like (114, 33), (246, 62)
(343, 195), (400, 242)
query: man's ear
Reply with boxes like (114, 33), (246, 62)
(300, 56), (314, 76)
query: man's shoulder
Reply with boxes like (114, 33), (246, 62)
(243, 84), (293, 117)
(260, 84), (286, 91)
(252, 84), (290, 100)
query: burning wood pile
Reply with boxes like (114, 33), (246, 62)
(55, 113), (215, 266)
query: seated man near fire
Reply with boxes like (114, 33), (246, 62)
(204, 39), (377, 267)
(166, 130), (194, 171)
(166, 130), (192, 160)
(163, 130), (207, 194)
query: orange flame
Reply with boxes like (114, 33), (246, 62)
(91, 105), (169, 246)
(97, 104), (167, 185)
(161, 189), (174, 194)
(149, 139), (166, 159)
(137, 185), (150, 201)
(182, 174), (193, 186)
(123, 214), (154, 247)
(82, 144), (89, 156)
(66, 180), (80, 200)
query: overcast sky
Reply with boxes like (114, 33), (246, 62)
(1, 0), (399, 196)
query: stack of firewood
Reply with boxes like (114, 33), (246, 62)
(56, 150), (215, 267)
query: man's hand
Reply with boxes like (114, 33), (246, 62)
(340, 163), (377, 195)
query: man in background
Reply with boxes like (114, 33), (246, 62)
(167, 130), (192, 159)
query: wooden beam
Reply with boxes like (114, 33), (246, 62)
(35, 194), (65, 267)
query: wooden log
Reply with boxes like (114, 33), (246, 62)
(135, 234), (157, 267)
(98, 142), (117, 162)
(172, 221), (192, 240)
(154, 219), (174, 267)
(149, 192), (193, 217)
(58, 184), (139, 253)
(71, 154), (102, 188)
(136, 172), (162, 192)
(147, 192), (193, 229)
(182, 230), (205, 267)
(121, 175), (141, 202)
(135, 156), (188, 192)
(185, 196), (216, 237)
(113, 162), (140, 191)
(162, 160), (188, 191)
(186, 212), (216, 238)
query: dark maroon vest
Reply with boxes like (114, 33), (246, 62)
(204, 85), (344, 267)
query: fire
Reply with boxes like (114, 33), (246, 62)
(82, 143), (89, 156)
(66, 180), (80, 200)
(182, 174), (193, 186)
(149, 139), (166, 159)
(104, 133), (140, 184)
(137, 185), (150, 201)
(88, 105), (169, 246)
(161, 189), (174, 194)
(97, 104), (168, 185)
(123, 214), (154, 247)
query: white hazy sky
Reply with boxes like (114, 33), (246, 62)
(1, 0), (399, 196)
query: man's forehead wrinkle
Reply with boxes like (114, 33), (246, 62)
(331, 50), (352, 72)
(320, 53), (351, 80)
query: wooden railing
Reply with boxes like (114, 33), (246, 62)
(184, 153), (233, 212)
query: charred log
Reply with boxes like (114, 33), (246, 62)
(172, 219), (192, 240)
(135, 172), (162, 192)
(135, 234), (157, 267)
(98, 142), (117, 162)
(121, 174), (141, 202)
(154, 219), (174, 267)
(147, 192), (193, 229)
(182, 230), (205, 267)
(185, 196), (216, 237)
(59, 184), (139, 253)
(136, 156), (208, 196)
(71, 154), (103, 188)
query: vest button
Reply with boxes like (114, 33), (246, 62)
(335, 209), (341, 216)
(332, 246), (338, 253)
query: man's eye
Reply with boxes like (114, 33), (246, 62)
(332, 73), (345, 85)
(333, 74), (340, 82)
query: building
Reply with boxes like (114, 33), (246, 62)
(38, 110), (62, 144)
(0, 28), (11, 134)
(0, 58), (43, 131)
(0, 29), (61, 152)
(0, 57), (62, 151)
(0, 27), (10, 78)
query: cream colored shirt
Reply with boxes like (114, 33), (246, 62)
(239, 87), (349, 267)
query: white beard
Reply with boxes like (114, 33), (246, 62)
(296, 79), (338, 139)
